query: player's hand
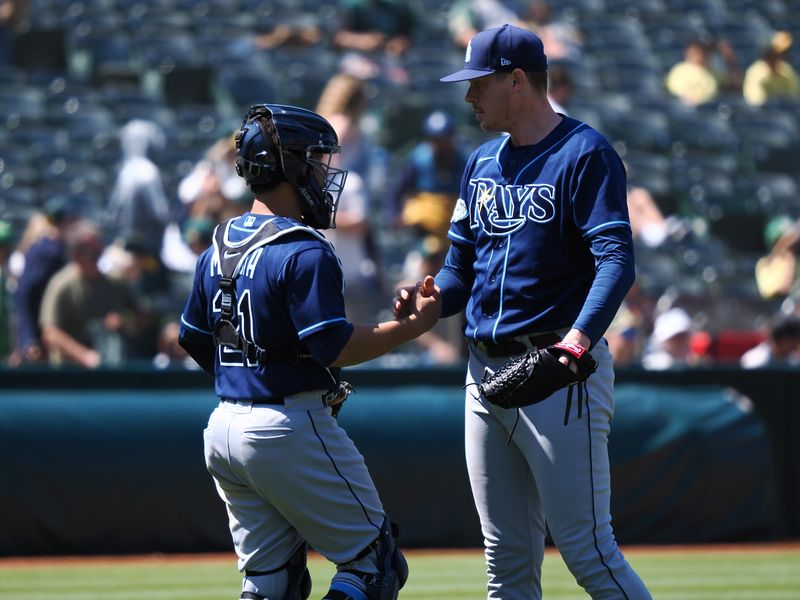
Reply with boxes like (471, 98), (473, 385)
(559, 329), (591, 374)
(392, 283), (420, 318)
(393, 274), (439, 317)
(409, 276), (441, 333)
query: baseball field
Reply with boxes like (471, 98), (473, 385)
(0, 544), (798, 599)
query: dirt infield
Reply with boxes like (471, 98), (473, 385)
(1, 542), (798, 568)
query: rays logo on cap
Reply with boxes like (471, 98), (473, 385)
(465, 41), (472, 63)
(500, 58), (511, 66)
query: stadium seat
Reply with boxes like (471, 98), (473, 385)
(603, 0), (667, 16)
(671, 148), (739, 197)
(0, 85), (46, 119)
(69, 31), (135, 83)
(670, 0), (730, 24)
(609, 109), (673, 152)
(135, 32), (204, 70)
(12, 27), (68, 73)
(728, 107), (799, 171)
(669, 110), (739, 153)
(0, 65), (27, 85)
(736, 172), (800, 216)
(0, 154), (39, 190)
(623, 150), (677, 213)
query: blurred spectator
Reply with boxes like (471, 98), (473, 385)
(389, 110), (468, 244)
(100, 233), (171, 357)
(331, 0), (416, 84)
(152, 320), (197, 370)
(520, 0), (582, 61)
(642, 307), (703, 370)
(181, 216), (215, 258)
(547, 61), (574, 114)
(0, 0), (29, 65)
(755, 215), (799, 300)
(396, 235), (466, 365)
(740, 314), (800, 368)
(0, 220), (12, 362)
(665, 37), (742, 106)
(605, 282), (656, 367)
(177, 134), (249, 223)
(316, 72), (388, 198)
(626, 183), (670, 248)
(168, 134), (248, 272)
(315, 72), (386, 321)
(447, 0), (521, 50)
(605, 309), (640, 367)
(106, 119), (170, 260)
(248, 15), (321, 50)
(742, 31), (800, 107)
(324, 152), (383, 323)
(9, 197), (80, 366)
(388, 112), (471, 364)
(39, 220), (146, 368)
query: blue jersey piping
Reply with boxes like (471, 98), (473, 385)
(491, 240), (514, 342)
(584, 220), (630, 237)
(180, 314), (212, 335)
(298, 317), (348, 337)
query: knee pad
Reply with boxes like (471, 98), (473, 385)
(323, 519), (408, 600)
(373, 519), (408, 600)
(241, 542), (312, 600)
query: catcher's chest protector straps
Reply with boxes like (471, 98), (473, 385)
(212, 218), (330, 364)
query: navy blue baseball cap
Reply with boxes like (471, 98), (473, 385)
(441, 24), (548, 82)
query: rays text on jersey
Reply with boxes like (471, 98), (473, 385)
(469, 178), (556, 235)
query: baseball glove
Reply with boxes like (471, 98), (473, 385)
(478, 341), (597, 410)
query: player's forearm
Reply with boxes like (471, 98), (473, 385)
(573, 230), (636, 346)
(436, 244), (474, 317)
(330, 319), (428, 367)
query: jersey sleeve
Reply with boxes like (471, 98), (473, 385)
(571, 148), (631, 238)
(179, 249), (212, 335)
(446, 150), (478, 248)
(178, 250), (215, 374)
(280, 244), (352, 364)
(573, 229), (636, 346)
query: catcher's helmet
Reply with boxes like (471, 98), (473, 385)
(234, 104), (347, 230)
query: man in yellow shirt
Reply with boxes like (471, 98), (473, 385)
(665, 38), (741, 105)
(743, 31), (800, 106)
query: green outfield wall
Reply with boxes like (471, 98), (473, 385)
(0, 366), (797, 556)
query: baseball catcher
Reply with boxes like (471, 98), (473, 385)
(179, 103), (440, 600)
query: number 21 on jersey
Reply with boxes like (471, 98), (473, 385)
(212, 288), (257, 367)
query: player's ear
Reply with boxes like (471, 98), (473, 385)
(510, 68), (526, 89)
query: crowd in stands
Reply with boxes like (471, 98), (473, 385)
(1, 0), (800, 370)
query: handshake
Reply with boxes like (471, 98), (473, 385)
(392, 275), (441, 332)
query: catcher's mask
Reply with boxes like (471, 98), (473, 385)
(234, 103), (347, 230)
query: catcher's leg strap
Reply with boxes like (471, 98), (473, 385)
(322, 519), (408, 600)
(241, 542), (312, 600)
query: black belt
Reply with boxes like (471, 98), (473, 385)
(473, 332), (561, 358)
(223, 397), (285, 405)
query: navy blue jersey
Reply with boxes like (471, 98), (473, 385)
(442, 116), (631, 344)
(180, 213), (353, 399)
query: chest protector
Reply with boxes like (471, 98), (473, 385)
(212, 217), (331, 365)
